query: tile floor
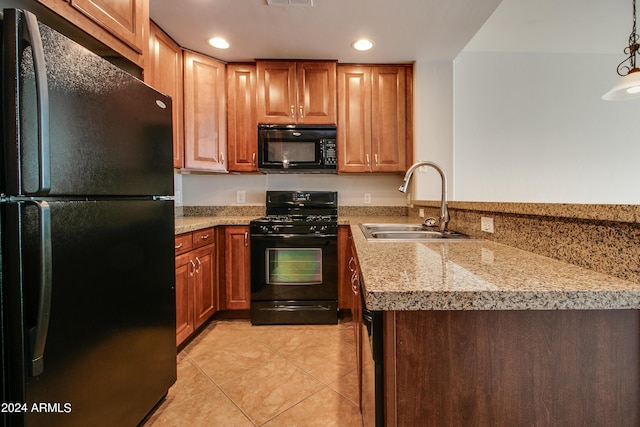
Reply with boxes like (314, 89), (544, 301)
(143, 318), (362, 426)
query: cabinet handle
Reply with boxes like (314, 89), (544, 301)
(189, 259), (196, 277)
(175, 243), (183, 250)
(375, 154), (379, 166)
(200, 234), (209, 240)
(365, 154), (370, 166)
(244, 231), (249, 247)
(299, 105), (303, 119)
(348, 256), (355, 272)
(220, 152), (225, 164)
(252, 152), (256, 166)
(290, 105), (295, 119)
(195, 257), (202, 273)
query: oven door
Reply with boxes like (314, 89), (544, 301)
(250, 233), (338, 324)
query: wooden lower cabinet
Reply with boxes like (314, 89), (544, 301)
(174, 228), (216, 346)
(383, 310), (640, 426)
(218, 226), (251, 310)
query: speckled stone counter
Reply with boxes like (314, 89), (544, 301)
(174, 216), (256, 234)
(347, 216), (640, 311)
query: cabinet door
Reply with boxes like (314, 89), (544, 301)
(147, 22), (184, 168)
(297, 61), (337, 124)
(227, 64), (258, 172)
(193, 244), (216, 329)
(337, 66), (372, 172)
(224, 226), (251, 310)
(184, 51), (227, 171)
(69, 0), (144, 53)
(371, 66), (407, 172)
(257, 61), (296, 124)
(175, 251), (194, 346)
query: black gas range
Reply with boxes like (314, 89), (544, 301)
(250, 191), (338, 325)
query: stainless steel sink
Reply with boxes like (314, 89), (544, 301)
(359, 223), (477, 241)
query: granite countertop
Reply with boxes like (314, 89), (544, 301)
(175, 215), (640, 311)
(348, 216), (640, 311)
(174, 216), (257, 234)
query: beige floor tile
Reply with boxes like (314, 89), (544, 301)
(144, 319), (362, 426)
(158, 357), (216, 407)
(188, 335), (280, 384)
(219, 357), (324, 425)
(144, 387), (253, 427)
(263, 387), (362, 427)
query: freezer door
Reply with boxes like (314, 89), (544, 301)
(3, 199), (176, 427)
(2, 9), (173, 197)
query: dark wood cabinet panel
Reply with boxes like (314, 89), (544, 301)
(387, 310), (640, 426)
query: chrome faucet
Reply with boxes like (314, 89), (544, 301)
(398, 161), (450, 233)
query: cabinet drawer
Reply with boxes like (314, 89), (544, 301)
(175, 233), (193, 255)
(193, 228), (214, 248)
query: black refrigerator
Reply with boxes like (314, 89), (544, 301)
(0, 8), (176, 427)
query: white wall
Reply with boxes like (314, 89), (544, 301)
(411, 60), (455, 202)
(453, 51), (640, 203)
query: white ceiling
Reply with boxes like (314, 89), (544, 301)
(149, 0), (633, 64)
(149, 0), (503, 63)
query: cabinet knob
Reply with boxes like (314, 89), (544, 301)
(200, 234), (209, 240)
(195, 257), (202, 273)
(189, 259), (196, 277)
(374, 153), (379, 166)
(244, 231), (249, 247)
(175, 243), (183, 250)
(365, 154), (370, 166)
(252, 152), (256, 166)
(290, 105), (295, 119)
(299, 105), (303, 119)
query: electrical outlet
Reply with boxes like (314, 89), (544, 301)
(481, 217), (494, 233)
(419, 208), (425, 217)
(364, 193), (371, 204)
(236, 190), (246, 204)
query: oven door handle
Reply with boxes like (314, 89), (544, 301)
(250, 233), (337, 239)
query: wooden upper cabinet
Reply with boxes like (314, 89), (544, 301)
(257, 60), (336, 124)
(227, 64), (258, 172)
(146, 22), (184, 168)
(36, 0), (148, 67)
(337, 64), (411, 173)
(69, 0), (144, 52)
(183, 51), (227, 172)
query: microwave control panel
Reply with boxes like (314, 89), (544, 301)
(323, 139), (337, 166)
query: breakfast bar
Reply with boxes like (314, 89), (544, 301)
(348, 217), (640, 426)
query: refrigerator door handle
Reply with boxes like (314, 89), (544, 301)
(26, 200), (53, 376)
(22, 10), (51, 195)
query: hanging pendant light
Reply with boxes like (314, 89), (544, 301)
(603, 0), (640, 100)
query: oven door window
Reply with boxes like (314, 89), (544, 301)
(266, 248), (322, 285)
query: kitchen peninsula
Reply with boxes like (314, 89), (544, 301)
(348, 216), (640, 426)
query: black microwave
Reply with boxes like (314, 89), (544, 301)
(257, 124), (337, 173)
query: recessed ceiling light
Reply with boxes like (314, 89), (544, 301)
(208, 37), (230, 49)
(352, 39), (374, 51)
